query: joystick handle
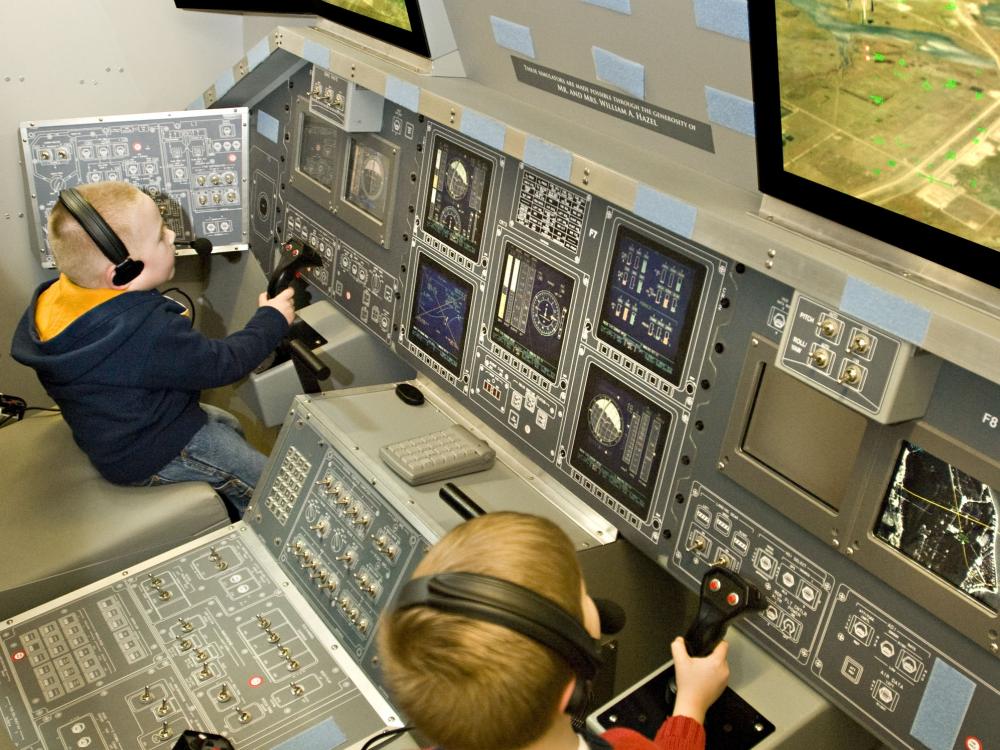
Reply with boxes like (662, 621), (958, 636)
(684, 567), (763, 657)
(268, 239), (323, 298)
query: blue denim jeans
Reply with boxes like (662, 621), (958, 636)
(129, 405), (266, 521)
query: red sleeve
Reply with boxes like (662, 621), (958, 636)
(602, 716), (705, 750)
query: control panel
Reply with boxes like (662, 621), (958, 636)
(0, 527), (397, 749)
(20, 109), (249, 266)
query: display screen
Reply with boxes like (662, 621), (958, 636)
(571, 365), (671, 518)
(750, 1), (1000, 288)
(874, 441), (998, 612)
(491, 242), (574, 382)
(514, 170), (588, 255)
(297, 112), (340, 191)
(318, 0), (411, 30)
(423, 136), (493, 262)
(596, 226), (705, 386)
(345, 137), (392, 222)
(407, 255), (473, 375)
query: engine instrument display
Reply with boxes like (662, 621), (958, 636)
(491, 242), (574, 382)
(344, 136), (391, 223)
(597, 226), (705, 386)
(423, 135), (492, 261)
(570, 364), (671, 518)
(298, 112), (341, 191)
(407, 254), (474, 375)
(874, 441), (998, 613)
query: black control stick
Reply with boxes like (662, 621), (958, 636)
(267, 239), (323, 298)
(684, 567), (763, 657)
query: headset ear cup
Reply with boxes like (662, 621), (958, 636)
(567, 677), (593, 729)
(111, 258), (144, 286)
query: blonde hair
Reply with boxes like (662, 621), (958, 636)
(47, 181), (147, 287)
(378, 512), (584, 750)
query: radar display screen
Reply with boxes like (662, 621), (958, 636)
(407, 254), (474, 375)
(597, 226), (705, 386)
(298, 112), (340, 190)
(874, 442), (998, 612)
(491, 242), (574, 382)
(345, 137), (391, 222)
(423, 136), (492, 261)
(570, 365), (671, 518)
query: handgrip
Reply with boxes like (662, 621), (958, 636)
(289, 339), (330, 381)
(267, 239), (323, 298)
(683, 567), (763, 657)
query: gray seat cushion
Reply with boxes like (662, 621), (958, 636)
(0, 414), (230, 619)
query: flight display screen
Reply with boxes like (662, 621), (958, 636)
(596, 226), (705, 386)
(874, 441), (998, 613)
(345, 137), (392, 223)
(570, 364), (671, 518)
(423, 136), (492, 261)
(319, 0), (412, 31)
(407, 254), (473, 375)
(491, 242), (574, 382)
(297, 112), (340, 190)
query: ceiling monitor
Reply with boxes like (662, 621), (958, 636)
(749, 1), (1000, 290)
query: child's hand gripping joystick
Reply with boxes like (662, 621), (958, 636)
(684, 566), (764, 657)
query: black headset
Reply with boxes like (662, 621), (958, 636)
(392, 571), (603, 722)
(56, 187), (145, 286)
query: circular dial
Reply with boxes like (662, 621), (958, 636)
(445, 158), (469, 201)
(359, 150), (386, 200)
(439, 205), (464, 234)
(588, 395), (623, 447)
(530, 290), (562, 337)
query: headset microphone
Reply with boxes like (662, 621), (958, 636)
(174, 237), (214, 258)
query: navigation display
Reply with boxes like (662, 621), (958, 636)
(750, 1), (1000, 288)
(874, 441), (998, 612)
(491, 242), (574, 382)
(407, 254), (473, 375)
(570, 365), (671, 518)
(298, 112), (340, 191)
(596, 226), (705, 386)
(423, 136), (493, 262)
(345, 137), (392, 223)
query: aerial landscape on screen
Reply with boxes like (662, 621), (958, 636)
(776, 0), (1000, 251)
(320, 0), (412, 31)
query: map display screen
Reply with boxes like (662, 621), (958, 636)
(874, 441), (998, 612)
(491, 242), (574, 382)
(570, 364), (671, 518)
(423, 136), (493, 262)
(407, 254), (473, 375)
(596, 226), (705, 386)
(753, 0), (1000, 286)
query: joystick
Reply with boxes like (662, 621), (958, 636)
(684, 567), (764, 657)
(267, 239), (323, 298)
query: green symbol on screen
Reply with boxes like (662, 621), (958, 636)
(870, 95), (885, 105)
(872, 136), (886, 145)
(945, 79), (958, 89)
(947, 151), (956, 160)
(976, 92), (985, 99)
(897, 58), (907, 67)
(922, 80), (933, 91)
(874, 53), (886, 62)
(888, 160), (897, 167)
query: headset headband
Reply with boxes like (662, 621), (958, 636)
(393, 572), (602, 679)
(57, 187), (144, 285)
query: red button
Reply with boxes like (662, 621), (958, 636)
(708, 578), (721, 592)
(726, 592), (740, 606)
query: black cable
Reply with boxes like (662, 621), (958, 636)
(162, 287), (196, 326)
(24, 406), (61, 413)
(0, 415), (15, 429)
(360, 725), (414, 750)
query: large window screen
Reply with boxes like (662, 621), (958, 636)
(596, 226), (705, 386)
(874, 441), (998, 613)
(750, 1), (1000, 288)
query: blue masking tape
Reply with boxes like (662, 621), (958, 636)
(523, 136), (572, 182)
(592, 46), (644, 99)
(214, 68), (235, 99)
(247, 37), (270, 70)
(582, 0), (632, 14)
(694, 0), (749, 41)
(490, 16), (536, 59)
(385, 76), (421, 113)
(302, 39), (330, 69)
(460, 110), (506, 151)
(705, 86), (755, 136)
(840, 277), (931, 345)
(256, 110), (280, 144)
(272, 719), (347, 750)
(634, 185), (697, 238)
(188, 95), (206, 111)
(910, 660), (975, 750)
